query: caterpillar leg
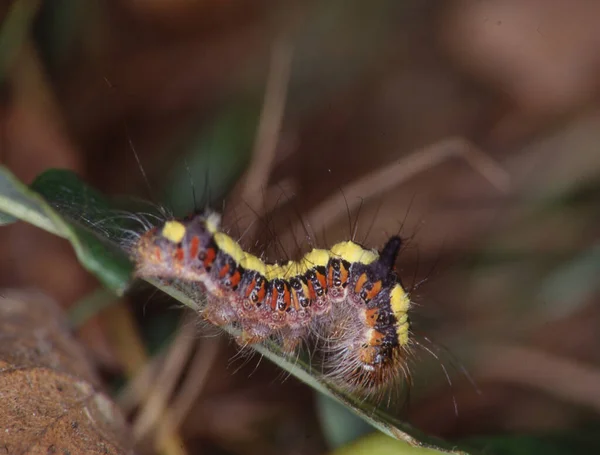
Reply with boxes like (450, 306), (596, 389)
(278, 327), (307, 354)
(235, 322), (274, 347)
(202, 297), (236, 327)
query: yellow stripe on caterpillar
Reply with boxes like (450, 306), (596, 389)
(390, 284), (410, 346)
(301, 248), (329, 268)
(396, 322), (410, 346)
(264, 249), (330, 280)
(330, 241), (377, 265)
(240, 252), (267, 275)
(213, 232), (245, 263)
(214, 232), (268, 274)
(390, 284), (410, 313)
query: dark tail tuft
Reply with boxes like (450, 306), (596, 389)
(378, 236), (402, 271)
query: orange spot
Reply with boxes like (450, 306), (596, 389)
(204, 248), (216, 268)
(153, 246), (162, 262)
(365, 308), (379, 327)
(339, 265), (349, 285)
(282, 287), (291, 310)
(369, 330), (385, 346)
(306, 280), (316, 299)
(316, 271), (327, 289)
(219, 263), (230, 278)
(354, 273), (368, 293)
(174, 247), (184, 262)
(245, 278), (257, 298)
(327, 266), (334, 287)
(359, 346), (376, 364)
(269, 287), (279, 310)
(189, 236), (200, 258)
(230, 269), (242, 288)
(365, 281), (382, 301)
(256, 281), (266, 302)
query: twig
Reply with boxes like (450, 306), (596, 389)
(132, 319), (196, 444)
(156, 337), (221, 448)
(477, 344), (600, 413)
(242, 40), (293, 211)
(279, 137), (510, 246)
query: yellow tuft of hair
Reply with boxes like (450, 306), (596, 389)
(265, 263), (285, 280)
(214, 232), (243, 263)
(205, 211), (222, 234)
(214, 232), (267, 275)
(329, 241), (377, 264)
(301, 248), (329, 269)
(162, 221), (186, 244)
(397, 323), (410, 346)
(241, 252), (266, 275)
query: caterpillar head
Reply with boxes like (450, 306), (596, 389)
(329, 236), (412, 395)
(132, 211), (220, 281)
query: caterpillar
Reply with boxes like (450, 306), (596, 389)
(131, 209), (413, 395)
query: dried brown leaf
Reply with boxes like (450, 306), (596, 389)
(0, 290), (133, 454)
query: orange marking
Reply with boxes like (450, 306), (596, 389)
(365, 281), (382, 300)
(339, 266), (349, 285)
(230, 269), (242, 288)
(327, 266), (334, 287)
(270, 287), (279, 310)
(282, 287), (291, 310)
(365, 308), (379, 327)
(204, 248), (216, 268)
(189, 236), (200, 258)
(316, 271), (327, 289)
(359, 346), (376, 364)
(306, 280), (317, 299)
(256, 281), (266, 302)
(153, 246), (162, 263)
(354, 273), (368, 293)
(369, 330), (385, 346)
(174, 247), (184, 262)
(245, 278), (257, 298)
(219, 262), (230, 278)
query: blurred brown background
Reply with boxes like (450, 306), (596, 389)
(1, 0), (600, 454)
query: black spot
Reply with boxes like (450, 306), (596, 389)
(275, 280), (284, 292)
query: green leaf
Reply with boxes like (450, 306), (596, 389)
(0, 166), (132, 293)
(317, 394), (373, 449)
(464, 429), (600, 455)
(163, 104), (256, 215)
(330, 432), (457, 455)
(0, 166), (470, 454)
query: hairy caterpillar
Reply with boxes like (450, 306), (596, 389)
(130, 209), (413, 395)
